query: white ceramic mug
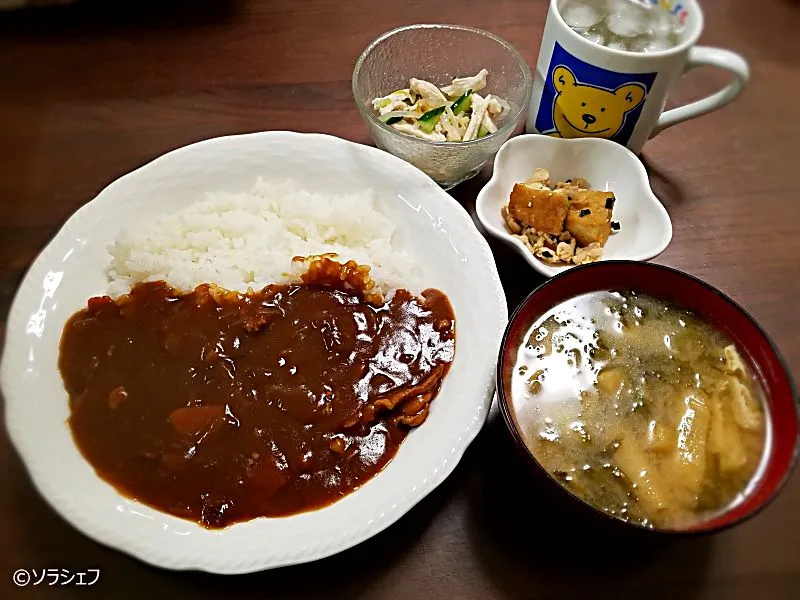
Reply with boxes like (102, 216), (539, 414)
(526, 0), (749, 153)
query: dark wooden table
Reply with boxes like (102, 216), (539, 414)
(1, 0), (799, 598)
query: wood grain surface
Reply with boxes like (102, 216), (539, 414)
(1, 0), (799, 598)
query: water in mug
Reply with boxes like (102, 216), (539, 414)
(559, 0), (684, 53)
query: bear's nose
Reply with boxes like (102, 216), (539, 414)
(582, 113), (597, 126)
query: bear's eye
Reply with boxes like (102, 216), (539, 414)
(581, 102), (586, 107)
(600, 107), (606, 112)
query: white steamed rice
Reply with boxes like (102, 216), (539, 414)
(106, 179), (415, 296)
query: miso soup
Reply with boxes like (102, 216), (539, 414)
(509, 291), (768, 529)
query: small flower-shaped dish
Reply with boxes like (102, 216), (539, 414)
(476, 135), (672, 277)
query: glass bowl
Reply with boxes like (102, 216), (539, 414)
(352, 24), (533, 190)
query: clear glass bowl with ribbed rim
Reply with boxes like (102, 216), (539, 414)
(353, 24), (533, 190)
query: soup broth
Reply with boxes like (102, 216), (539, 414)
(509, 291), (767, 529)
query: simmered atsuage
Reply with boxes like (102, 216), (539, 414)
(508, 291), (766, 529)
(60, 259), (455, 528)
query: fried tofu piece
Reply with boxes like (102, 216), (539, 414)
(613, 432), (671, 517)
(508, 184), (568, 235)
(565, 190), (614, 246)
(672, 393), (711, 501)
(727, 379), (763, 431)
(707, 392), (748, 474)
(597, 367), (625, 396)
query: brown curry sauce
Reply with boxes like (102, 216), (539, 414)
(60, 259), (455, 528)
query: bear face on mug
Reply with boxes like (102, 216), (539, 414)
(551, 66), (646, 139)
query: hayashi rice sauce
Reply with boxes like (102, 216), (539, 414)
(60, 258), (455, 528)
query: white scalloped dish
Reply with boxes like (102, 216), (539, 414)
(0, 132), (507, 574)
(476, 135), (672, 277)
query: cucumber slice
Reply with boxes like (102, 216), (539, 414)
(451, 90), (473, 115)
(418, 106), (446, 133)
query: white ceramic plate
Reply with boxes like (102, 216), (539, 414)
(476, 135), (672, 277)
(1, 132), (507, 574)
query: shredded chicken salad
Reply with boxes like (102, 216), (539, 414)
(371, 69), (510, 142)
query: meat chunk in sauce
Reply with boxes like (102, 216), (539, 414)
(60, 261), (455, 528)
